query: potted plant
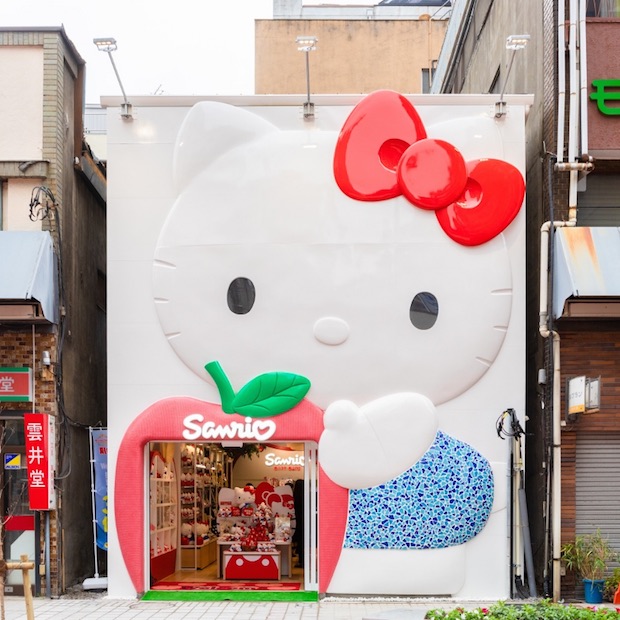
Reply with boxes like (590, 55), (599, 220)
(561, 529), (618, 604)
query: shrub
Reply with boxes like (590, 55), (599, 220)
(604, 567), (620, 602)
(424, 600), (620, 619)
(561, 530), (617, 582)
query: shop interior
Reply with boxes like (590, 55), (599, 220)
(148, 441), (308, 590)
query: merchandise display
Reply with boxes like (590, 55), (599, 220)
(148, 442), (300, 584)
(216, 483), (295, 579)
(148, 452), (177, 581)
(179, 443), (231, 570)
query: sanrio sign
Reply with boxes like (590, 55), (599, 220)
(108, 90), (530, 600)
(182, 414), (276, 441)
(264, 452), (304, 467)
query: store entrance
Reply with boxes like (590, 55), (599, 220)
(148, 440), (317, 592)
(1, 417), (36, 597)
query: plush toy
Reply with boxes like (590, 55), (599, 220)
(180, 522), (192, 546)
(229, 525), (245, 540)
(253, 502), (273, 525)
(234, 486), (255, 510)
(194, 521), (209, 545)
(218, 487), (235, 506)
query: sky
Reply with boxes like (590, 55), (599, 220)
(1, 0), (271, 104)
(1, 0), (378, 105)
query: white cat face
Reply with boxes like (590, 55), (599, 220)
(153, 102), (514, 409)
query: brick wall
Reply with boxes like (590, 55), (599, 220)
(0, 327), (61, 596)
(559, 320), (620, 600)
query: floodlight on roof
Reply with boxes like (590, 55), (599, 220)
(495, 34), (530, 118)
(506, 34), (531, 50)
(93, 37), (132, 120)
(93, 37), (117, 52)
(295, 36), (318, 120)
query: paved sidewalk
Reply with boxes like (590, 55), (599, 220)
(6, 592), (618, 619)
(4, 595), (486, 620)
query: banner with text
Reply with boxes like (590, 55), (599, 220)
(24, 413), (56, 510)
(90, 428), (108, 550)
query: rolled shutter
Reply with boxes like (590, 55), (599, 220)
(576, 432), (620, 571)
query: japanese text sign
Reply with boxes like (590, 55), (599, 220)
(590, 79), (620, 116)
(0, 368), (32, 402)
(24, 413), (56, 510)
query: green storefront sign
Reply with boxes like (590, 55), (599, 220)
(590, 79), (620, 115)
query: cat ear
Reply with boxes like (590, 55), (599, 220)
(173, 101), (277, 192)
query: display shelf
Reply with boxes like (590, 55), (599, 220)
(179, 443), (232, 570)
(149, 451), (177, 581)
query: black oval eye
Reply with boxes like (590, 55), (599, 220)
(227, 277), (255, 314)
(410, 292), (438, 330)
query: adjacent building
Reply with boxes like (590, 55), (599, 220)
(0, 27), (106, 597)
(432, 0), (620, 602)
(256, 0), (449, 95)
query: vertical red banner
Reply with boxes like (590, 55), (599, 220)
(24, 413), (56, 510)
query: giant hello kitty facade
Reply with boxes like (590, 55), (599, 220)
(107, 91), (528, 599)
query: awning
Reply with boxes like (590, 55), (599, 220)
(0, 231), (58, 323)
(554, 227), (620, 318)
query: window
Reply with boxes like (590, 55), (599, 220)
(421, 67), (436, 94)
(587, 0), (620, 17)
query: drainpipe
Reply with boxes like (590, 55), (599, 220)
(557, 0), (566, 162)
(568, 0), (579, 221)
(539, 219), (574, 602)
(579, 0), (589, 158)
(546, 0), (597, 603)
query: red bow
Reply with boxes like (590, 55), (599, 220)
(333, 90), (525, 247)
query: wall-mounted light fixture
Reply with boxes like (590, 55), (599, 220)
(93, 37), (133, 120)
(495, 34), (530, 118)
(296, 36), (318, 120)
(40, 350), (54, 381)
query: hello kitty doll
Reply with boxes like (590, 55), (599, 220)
(152, 91), (525, 596)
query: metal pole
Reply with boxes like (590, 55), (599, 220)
(88, 428), (100, 579)
(107, 51), (128, 105)
(45, 512), (51, 598)
(519, 487), (538, 598)
(305, 51), (311, 106)
(499, 49), (517, 102)
(106, 51), (132, 118)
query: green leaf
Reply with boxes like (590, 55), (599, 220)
(232, 372), (311, 418)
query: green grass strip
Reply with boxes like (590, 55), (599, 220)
(141, 590), (319, 602)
